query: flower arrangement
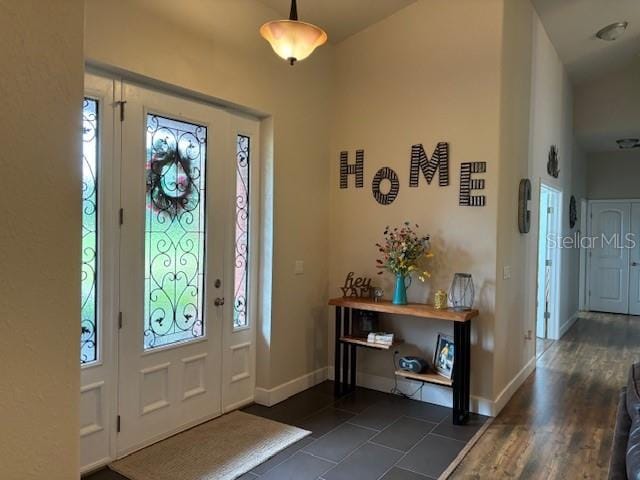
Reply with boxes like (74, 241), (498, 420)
(376, 222), (433, 281)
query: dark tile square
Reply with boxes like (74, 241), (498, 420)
(371, 416), (436, 452)
(392, 398), (451, 424)
(397, 434), (466, 478)
(83, 468), (128, 480)
(260, 452), (334, 480)
(348, 401), (404, 431)
(302, 423), (376, 462)
(251, 436), (315, 475)
(431, 413), (488, 442)
(333, 387), (391, 413)
(297, 407), (354, 437)
(322, 442), (403, 480)
(237, 473), (259, 479)
(380, 467), (433, 480)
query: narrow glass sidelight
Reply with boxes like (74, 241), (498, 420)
(233, 135), (250, 329)
(81, 98), (99, 364)
(144, 114), (207, 350)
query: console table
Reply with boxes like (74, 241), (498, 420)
(328, 297), (478, 425)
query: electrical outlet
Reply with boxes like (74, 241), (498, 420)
(503, 265), (511, 279)
(294, 260), (304, 275)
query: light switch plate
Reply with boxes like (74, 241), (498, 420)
(295, 260), (304, 275)
(503, 265), (511, 280)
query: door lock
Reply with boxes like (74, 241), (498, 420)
(633, 262), (639, 267)
(214, 297), (225, 306)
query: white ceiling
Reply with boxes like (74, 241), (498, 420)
(256, 0), (417, 43)
(531, 0), (640, 84)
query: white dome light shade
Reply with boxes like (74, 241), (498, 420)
(260, 19), (327, 65)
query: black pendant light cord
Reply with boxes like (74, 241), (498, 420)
(289, 0), (298, 21)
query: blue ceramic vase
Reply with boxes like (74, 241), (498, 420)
(392, 274), (411, 305)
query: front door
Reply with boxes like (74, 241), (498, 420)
(80, 76), (259, 468)
(589, 202), (630, 314)
(117, 83), (226, 456)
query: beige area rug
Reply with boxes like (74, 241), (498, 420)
(110, 411), (310, 480)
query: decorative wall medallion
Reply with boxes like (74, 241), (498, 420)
(547, 145), (559, 178)
(518, 178), (531, 234)
(569, 195), (577, 229)
(459, 162), (486, 207)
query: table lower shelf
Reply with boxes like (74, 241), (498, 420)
(339, 335), (402, 350)
(394, 369), (453, 387)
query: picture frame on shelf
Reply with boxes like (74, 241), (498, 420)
(434, 333), (454, 379)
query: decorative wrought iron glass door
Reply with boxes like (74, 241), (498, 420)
(117, 83), (228, 456)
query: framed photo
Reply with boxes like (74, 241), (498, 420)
(434, 334), (454, 379)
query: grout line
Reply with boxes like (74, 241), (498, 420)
(367, 439), (407, 454)
(344, 421), (383, 432)
(428, 432), (469, 445)
(437, 416), (494, 480)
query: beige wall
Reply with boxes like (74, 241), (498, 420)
(84, 0), (333, 388)
(587, 151), (640, 199)
(0, 1), (84, 479)
(331, 0), (505, 409)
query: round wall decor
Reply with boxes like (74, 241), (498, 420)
(518, 178), (531, 234)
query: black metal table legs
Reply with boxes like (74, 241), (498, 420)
(334, 306), (357, 397)
(453, 320), (471, 425)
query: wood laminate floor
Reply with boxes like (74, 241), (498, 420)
(451, 312), (640, 479)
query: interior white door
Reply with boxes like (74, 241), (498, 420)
(589, 202), (630, 314)
(536, 189), (550, 338)
(629, 203), (640, 315)
(117, 83), (229, 456)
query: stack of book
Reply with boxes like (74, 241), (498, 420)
(366, 332), (395, 346)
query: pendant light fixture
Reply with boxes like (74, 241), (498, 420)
(260, 0), (328, 65)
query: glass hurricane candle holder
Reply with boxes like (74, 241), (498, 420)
(449, 273), (474, 311)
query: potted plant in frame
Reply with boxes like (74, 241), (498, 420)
(376, 222), (433, 305)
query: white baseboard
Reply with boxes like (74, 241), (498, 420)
(328, 367), (495, 417)
(492, 355), (536, 416)
(559, 311), (580, 338)
(254, 367), (328, 407)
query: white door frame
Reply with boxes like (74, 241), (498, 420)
(535, 182), (562, 340)
(578, 198), (588, 311)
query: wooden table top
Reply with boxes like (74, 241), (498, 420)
(328, 297), (478, 322)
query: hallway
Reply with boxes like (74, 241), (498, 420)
(451, 312), (640, 479)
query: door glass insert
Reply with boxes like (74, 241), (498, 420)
(144, 114), (207, 350)
(233, 135), (250, 329)
(81, 98), (99, 364)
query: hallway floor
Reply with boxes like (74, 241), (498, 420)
(450, 312), (640, 479)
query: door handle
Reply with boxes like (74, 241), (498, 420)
(214, 297), (225, 306)
(632, 262), (640, 267)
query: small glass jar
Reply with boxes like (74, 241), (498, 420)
(449, 273), (474, 311)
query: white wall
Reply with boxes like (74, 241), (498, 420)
(587, 151), (640, 199)
(84, 0), (333, 390)
(526, 15), (587, 345)
(0, 1), (84, 479)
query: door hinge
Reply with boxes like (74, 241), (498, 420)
(119, 208), (124, 226)
(117, 415), (121, 433)
(544, 312), (551, 320)
(116, 100), (127, 122)
(118, 312), (123, 329)
(545, 259), (552, 267)
(548, 206), (553, 214)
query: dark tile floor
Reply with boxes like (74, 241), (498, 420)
(85, 381), (488, 480)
